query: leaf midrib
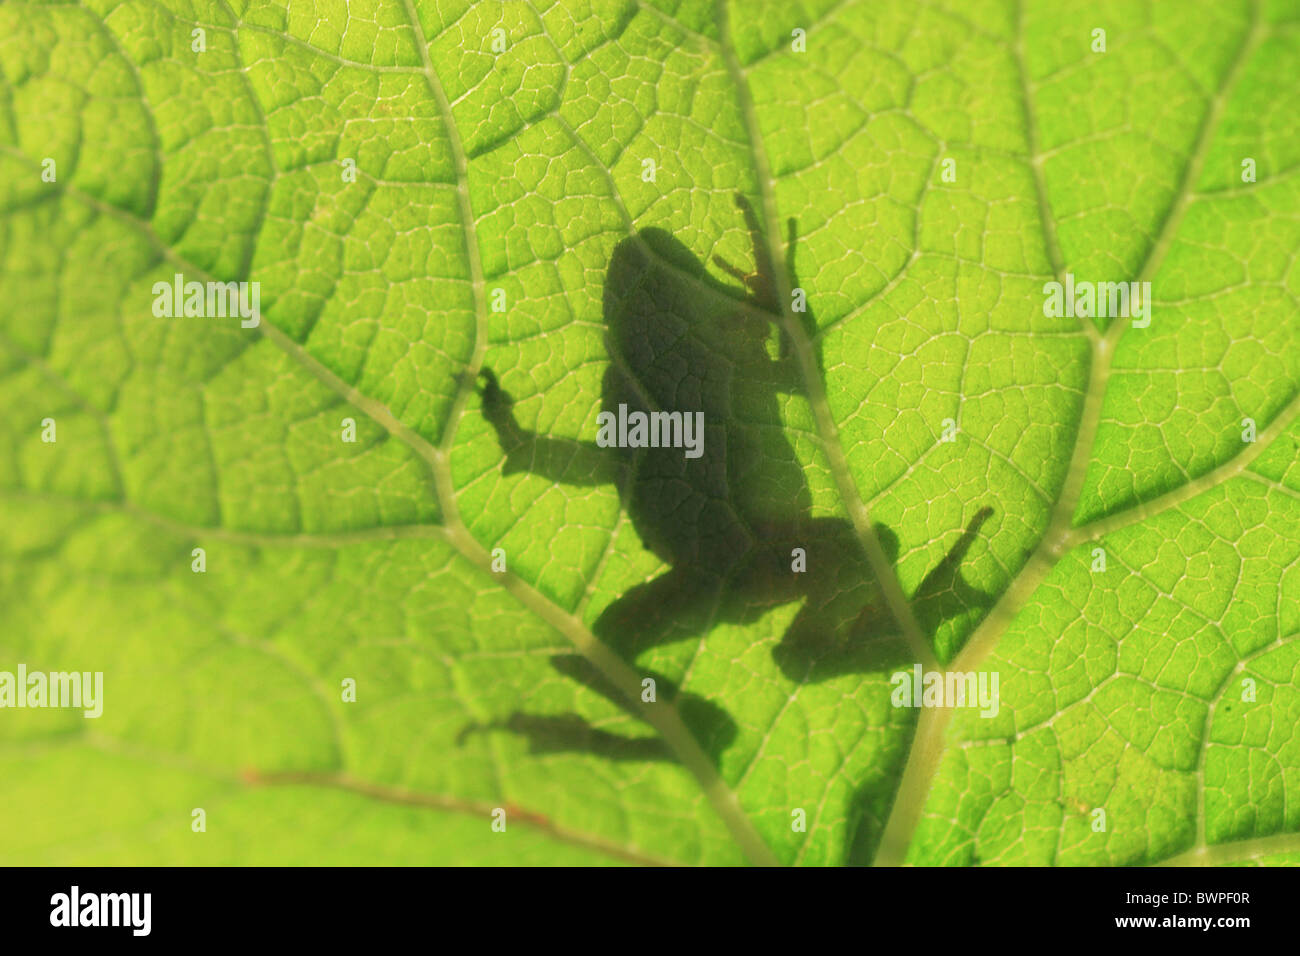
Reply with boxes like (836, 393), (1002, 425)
(714, 0), (939, 673)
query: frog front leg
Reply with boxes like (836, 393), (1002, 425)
(713, 196), (821, 380)
(478, 368), (624, 487)
(712, 193), (780, 314)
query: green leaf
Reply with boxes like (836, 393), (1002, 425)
(0, 0), (1297, 867)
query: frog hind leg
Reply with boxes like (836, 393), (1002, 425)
(592, 565), (721, 660)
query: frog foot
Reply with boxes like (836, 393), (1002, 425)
(477, 368), (519, 433)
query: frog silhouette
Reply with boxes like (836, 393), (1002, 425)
(479, 195), (994, 683)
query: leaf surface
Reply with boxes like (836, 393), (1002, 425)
(0, 0), (1297, 866)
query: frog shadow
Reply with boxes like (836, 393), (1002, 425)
(456, 655), (737, 766)
(476, 196), (996, 750)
